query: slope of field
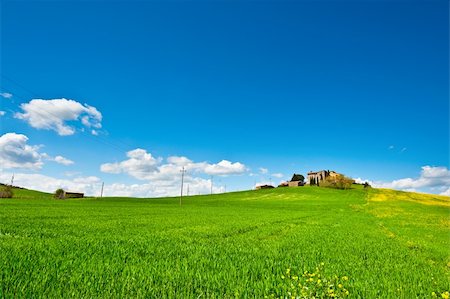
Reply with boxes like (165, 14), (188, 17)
(0, 186), (449, 298)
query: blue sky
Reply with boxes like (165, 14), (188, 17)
(0, 0), (449, 197)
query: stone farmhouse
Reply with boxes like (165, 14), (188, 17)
(307, 170), (339, 185)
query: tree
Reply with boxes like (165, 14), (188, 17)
(320, 174), (353, 190)
(0, 185), (13, 198)
(291, 174), (305, 183)
(54, 188), (65, 199)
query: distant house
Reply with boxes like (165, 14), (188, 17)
(63, 191), (84, 198)
(256, 184), (275, 190)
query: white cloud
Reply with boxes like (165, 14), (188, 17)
(0, 111), (5, 116)
(272, 173), (284, 178)
(99, 149), (247, 196)
(167, 156), (193, 166)
(101, 149), (247, 180)
(259, 167), (268, 174)
(0, 132), (76, 169)
(0, 92), (12, 99)
(14, 98), (102, 136)
(53, 155), (74, 166)
(357, 166), (450, 196)
(0, 133), (43, 170)
(203, 160), (247, 176)
(100, 148), (161, 178)
(388, 145), (394, 150)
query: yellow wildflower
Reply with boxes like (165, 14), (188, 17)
(342, 276), (348, 281)
(442, 291), (449, 299)
(338, 284), (343, 289)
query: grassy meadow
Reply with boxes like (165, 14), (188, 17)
(0, 186), (449, 298)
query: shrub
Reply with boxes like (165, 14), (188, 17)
(291, 174), (305, 183)
(54, 188), (65, 199)
(0, 185), (13, 198)
(320, 174), (354, 190)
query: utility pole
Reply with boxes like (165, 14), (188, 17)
(210, 175), (213, 195)
(180, 167), (186, 206)
(10, 174), (14, 186)
(187, 184), (189, 196)
(100, 182), (104, 198)
(224, 184), (226, 193)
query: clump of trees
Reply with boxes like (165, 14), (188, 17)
(320, 174), (354, 190)
(0, 185), (13, 198)
(291, 174), (305, 183)
(54, 188), (65, 199)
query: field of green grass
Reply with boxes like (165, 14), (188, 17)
(1, 186), (449, 298)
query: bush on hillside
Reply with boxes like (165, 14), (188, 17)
(320, 174), (354, 190)
(54, 188), (65, 199)
(0, 185), (13, 198)
(290, 174), (305, 183)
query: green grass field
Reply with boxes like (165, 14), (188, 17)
(1, 186), (449, 298)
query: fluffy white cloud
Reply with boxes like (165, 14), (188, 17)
(272, 173), (284, 178)
(53, 155), (74, 166)
(98, 149), (246, 196)
(100, 148), (160, 178)
(0, 92), (12, 99)
(101, 149), (247, 180)
(0, 132), (75, 169)
(204, 160), (247, 176)
(0, 133), (43, 170)
(357, 166), (450, 196)
(14, 98), (102, 136)
(0, 111), (5, 116)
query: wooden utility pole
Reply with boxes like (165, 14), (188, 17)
(10, 174), (14, 186)
(180, 167), (186, 206)
(100, 182), (104, 198)
(210, 175), (213, 195)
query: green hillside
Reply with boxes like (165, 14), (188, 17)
(0, 186), (449, 298)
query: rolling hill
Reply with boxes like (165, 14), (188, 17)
(0, 186), (449, 298)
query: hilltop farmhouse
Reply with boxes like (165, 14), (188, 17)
(307, 170), (339, 185)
